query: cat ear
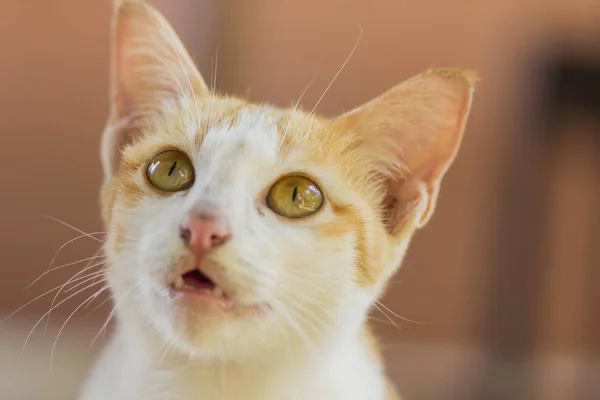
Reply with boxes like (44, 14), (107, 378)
(335, 69), (476, 235)
(102, 0), (209, 177)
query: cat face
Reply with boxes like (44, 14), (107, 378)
(101, 1), (475, 360)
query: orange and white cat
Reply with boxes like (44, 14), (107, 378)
(79, 1), (475, 399)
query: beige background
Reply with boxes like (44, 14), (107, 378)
(1, 0), (599, 399)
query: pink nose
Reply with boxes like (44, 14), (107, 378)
(179, 213), (231, 255)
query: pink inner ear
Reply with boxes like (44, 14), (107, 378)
(336, 69), (476, 233)
(380, 71), (474, 179)
(101, 115), (139, 178)
(112, 1), (208, 119)
(101, 1), (209, 178)
(383, 168), (440, 233)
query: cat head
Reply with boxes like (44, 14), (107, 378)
(101, 0), (475, 360)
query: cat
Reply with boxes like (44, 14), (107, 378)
(79, 1), (475, 399)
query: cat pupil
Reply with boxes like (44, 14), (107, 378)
(168, 161), (177, 176)
(292, 186), (298, 202)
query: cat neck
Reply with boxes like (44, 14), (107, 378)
(114, 306), (368, 371)
(100, 314), (380, 399)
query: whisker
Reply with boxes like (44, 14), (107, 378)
(368, 316), (400, 326)
(375, 301), (428, 325)
(44, 245), (105, 333)
(45, 262), (107, 331)
(205, 45), (220, 137)
(22, 280), (105, 354)
(268, 297), (319, 355)
(50, 283), (110, 365)
(372, 302), (401, 332)
(281, 294), (328, 336)
(308, 27), (362, 116)
(211, 45), (219, 94)
(42, 215), (105, 244)
(159, 340), (174, 363)
(0, 268), (103, 329)
(40, 231), (106, 283)
(85, 293), (112, 314)
(63, 270), (107, 294)
(283, 73), (318, 141)
(0, 283), (74, 328)
(90, 287), (138, 349)
(28, 254), (107, 289)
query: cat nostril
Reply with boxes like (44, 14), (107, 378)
(210, 234), (228, 247)
(180, 227), (192, 244)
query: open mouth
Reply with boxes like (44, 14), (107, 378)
(170, 266), (232, 309)
(182, 269), (216, 290)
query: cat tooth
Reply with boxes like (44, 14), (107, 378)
(173, 275), (184, 290)
(213, 286), (224, 298)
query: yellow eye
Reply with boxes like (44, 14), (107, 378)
(146, 150), (195, 192)
(266, 175), (324, 218)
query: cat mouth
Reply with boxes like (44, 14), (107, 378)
(170, 266), (233, 310)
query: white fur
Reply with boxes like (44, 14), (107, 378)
(81, 105), (391, 400)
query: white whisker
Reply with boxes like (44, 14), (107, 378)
(42, 215), (105, 244)
(0, 284), (71, 328)
(22, 280), (105, 354)
(85, 293), (112, 314)
(44, 261), (107, 330)
(90, 286), (138, 349)
(29, 254), (107, 288)
(267, 296), (320, 355)
(372, 302), (400, 331)
(282, 73), (318, 141)
(44, 245), (105, 333)
(50, 283), (110, 365)
(63, 270), (107, 294)
(308, 27), (362, 116)
(374, 301), (427, 325)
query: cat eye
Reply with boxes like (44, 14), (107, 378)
(146, 150), (195, 192)
(266, 175), (324, 218)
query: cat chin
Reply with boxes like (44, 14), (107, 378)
(129, 287), (271, 355)
(153, 306), (286, 361)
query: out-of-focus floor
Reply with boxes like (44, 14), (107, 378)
(2, 316), (599, 400)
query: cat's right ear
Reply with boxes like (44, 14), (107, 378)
(101, 0), (209, 178)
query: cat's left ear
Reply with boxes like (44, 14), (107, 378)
(334, 69), (476, 235)
(102, 0), (209, 177)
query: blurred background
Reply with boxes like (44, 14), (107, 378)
(1, 0), (600, 399)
